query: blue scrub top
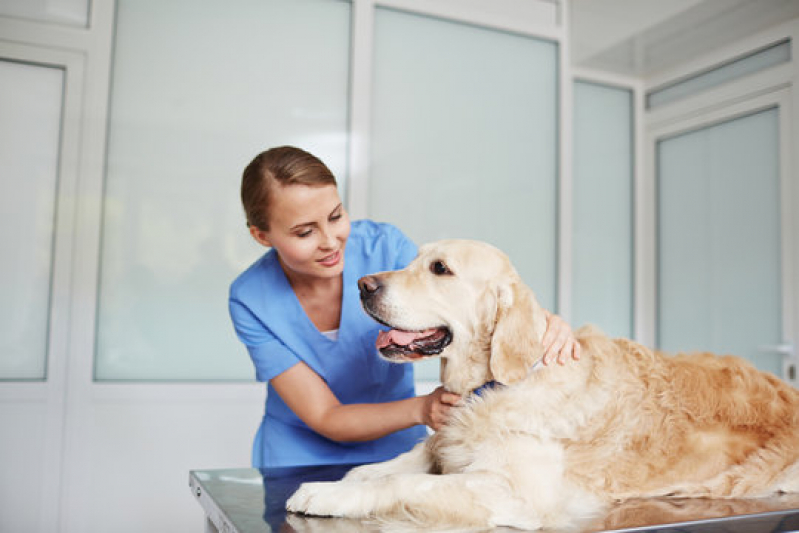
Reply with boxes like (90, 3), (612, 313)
(229, 220), (427, 467)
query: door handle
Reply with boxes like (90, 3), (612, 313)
(758, 343), (795, 356)
(759, 343), (797, 384)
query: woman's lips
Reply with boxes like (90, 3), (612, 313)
(318, 251), (341, 267)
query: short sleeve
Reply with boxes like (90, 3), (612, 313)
(229, 296), (300, 381)
(386, 224), (418, 270)
(245, 339), (301, 382)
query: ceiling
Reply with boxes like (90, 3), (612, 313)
(570, 0), (799, 78)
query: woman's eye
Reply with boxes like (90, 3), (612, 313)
(430, 260), (452, 276)
(297, 229), (313, 238)
(330, 213), (342, 221)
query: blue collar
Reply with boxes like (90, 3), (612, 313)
(472, 380), (502, 396)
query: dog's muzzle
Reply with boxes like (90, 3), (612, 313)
(358, 275), (453, 360)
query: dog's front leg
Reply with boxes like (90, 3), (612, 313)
(287, 471), (541, 530)
(342, 440), (433, 482)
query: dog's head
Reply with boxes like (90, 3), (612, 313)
(358, 239), (548, 394)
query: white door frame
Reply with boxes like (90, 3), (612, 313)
(0, 40), (84, 532)
(642, 77), (796, 384)
(347, 0), (570, 315)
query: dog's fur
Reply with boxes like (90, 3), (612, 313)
(287, 240), (799, 530)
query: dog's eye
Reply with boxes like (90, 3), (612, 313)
(430, 260), (453, 276)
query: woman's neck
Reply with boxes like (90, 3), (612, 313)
(288, 272), (342, 299)
(279, 258), (342, 296)
(279, 259), (343, 331)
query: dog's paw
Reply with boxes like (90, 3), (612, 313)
(286, 481), (372, 518)
(286, 482), (339, 516)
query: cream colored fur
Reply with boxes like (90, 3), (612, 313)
(287, 240), (799, 530)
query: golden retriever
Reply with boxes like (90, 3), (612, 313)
(286, 240), (799, 530)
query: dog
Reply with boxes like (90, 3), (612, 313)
(286, 239), (799, 530)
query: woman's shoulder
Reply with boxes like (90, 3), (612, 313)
(229, 249), (278, 299)
(347, 219), (417, 271)
(349, 219), (407, 246)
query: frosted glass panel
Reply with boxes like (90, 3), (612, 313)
(572, 81), (633, 338)
(658, 108), (782, 376)
(0, 60), (62, 381)
(370, 8), (558, 381)
(648, 41), (790, 108)
(0, 0), (89, 27)
(96, 0), (350, 380)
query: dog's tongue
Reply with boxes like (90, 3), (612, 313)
(376, 328), (438, 350)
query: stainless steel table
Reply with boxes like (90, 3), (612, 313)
(190, 466), (799, 532)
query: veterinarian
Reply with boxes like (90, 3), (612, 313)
(229, 145), (580, 468)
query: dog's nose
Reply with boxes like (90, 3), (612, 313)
(358, 275), (382, 297)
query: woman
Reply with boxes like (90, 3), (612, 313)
(229, 146), (579, 468)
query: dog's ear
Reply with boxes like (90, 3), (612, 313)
(489, 280), (547, 385)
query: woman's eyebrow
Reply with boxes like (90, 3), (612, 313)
(289, 203), (342, 231)
(290, 221), (316, 232)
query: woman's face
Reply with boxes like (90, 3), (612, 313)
(250, 183), (351, 282)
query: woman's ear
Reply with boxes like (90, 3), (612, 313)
(249, 226), (272, 248)
(489, 280), (547, 385)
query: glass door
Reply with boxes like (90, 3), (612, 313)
(657, 107), (788, 377)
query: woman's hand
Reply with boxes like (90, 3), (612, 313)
(421, 386), (462, 431)
(541, 311), (581, 366)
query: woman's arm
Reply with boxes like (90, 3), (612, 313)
(271, 361), (460, 442)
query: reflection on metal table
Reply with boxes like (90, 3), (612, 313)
(189, 466), (799, 532)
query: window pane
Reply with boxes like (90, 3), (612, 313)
(572, 81), (633, 338)
(370, 8), (559, 380)
(0, 0), (89, 27)
(658, 108), (782, 376)
(647, 40), (790, 108)
(0, 60), (63, 380)
(96, 0), (351, 380)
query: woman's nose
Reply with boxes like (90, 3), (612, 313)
(319, 228), (337, 249)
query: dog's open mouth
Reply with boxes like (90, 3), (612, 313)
(375, 327), (452, 360)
